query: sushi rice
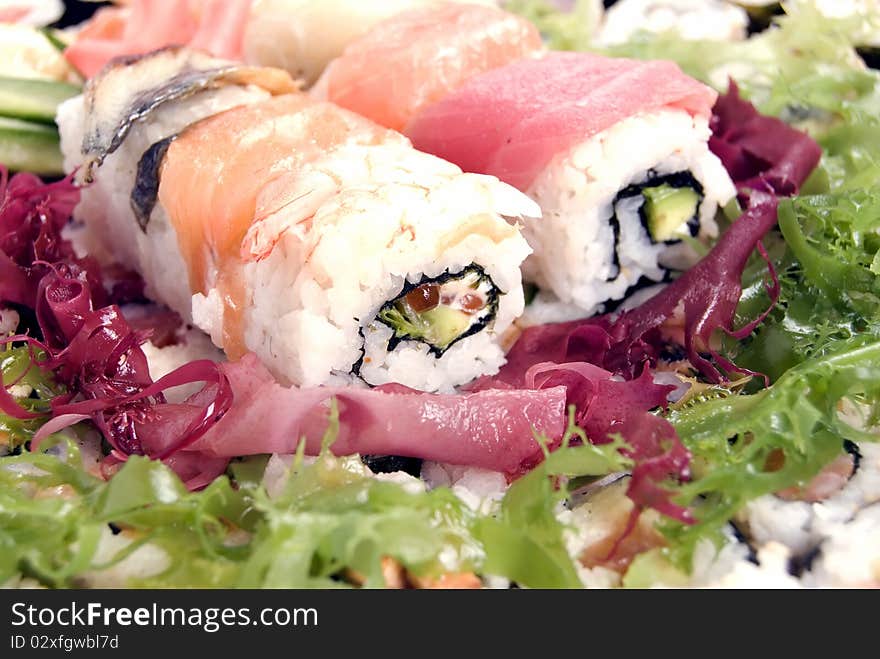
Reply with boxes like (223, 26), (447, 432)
(214, 140), (536, 391)
(58, 85), (273, 318)
(597, 0), (749, 45)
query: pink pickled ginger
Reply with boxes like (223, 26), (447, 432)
(146, 354), (568, 475)
(64, 0), (253, 79)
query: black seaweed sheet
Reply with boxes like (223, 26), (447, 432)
(56, 1), (109, 28)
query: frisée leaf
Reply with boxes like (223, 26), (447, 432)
(662, 335), (880, 567)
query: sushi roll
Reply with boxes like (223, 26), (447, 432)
(58, 47), (297, 316)
(57, 48), (537, 393)
(312, 2), (544, 131)
(597, 0), (750, 45)
(406, 52), (736, 315)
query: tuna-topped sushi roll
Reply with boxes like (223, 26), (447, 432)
(407, 52), (737, 315)
(57, 48), (536, 392)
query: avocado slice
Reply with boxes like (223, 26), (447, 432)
(375, 266), (499, 356)
(378, 297), (474, 351)
(642, 183), (700, 243)
(417, 305), (473, 349)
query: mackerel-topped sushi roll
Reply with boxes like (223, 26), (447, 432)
(57, 47), (298, 317)
(57, 49), (536, 392)
(407, 52), (736, 315)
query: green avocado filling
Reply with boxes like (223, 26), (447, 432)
(642, 183), (702, 243)
(376, 266), (499, 356)
(612, 171), (704, 254)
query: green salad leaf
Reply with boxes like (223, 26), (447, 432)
(673, 69), (880, 578)
(0, 433), (482, 588)
(505, 0), (880, 579)
(732, 187), (880, 380)
(240, 449), (482, 588)
(0, 401), (633, 588)
(505, 0), (602, 50)
(0, 344), (61, 454)
(0, 438), (252, 587)
(473, 416), (631, 588)
(662, 336), (880, 566)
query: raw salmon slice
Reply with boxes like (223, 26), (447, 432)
(159, 93), (401, 294)
(158, 93), (403, 356)
(316, 2), (543, 132)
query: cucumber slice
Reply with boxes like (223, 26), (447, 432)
(0, 116), (64, 175)
(0, 76), (81, 124)
(642, 184), (700, 243)
(39, 27), (69, 54)
(418, 305), (473, 350)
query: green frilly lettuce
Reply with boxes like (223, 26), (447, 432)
(0, 401), (631, 588)
(508, 0), (880, 579)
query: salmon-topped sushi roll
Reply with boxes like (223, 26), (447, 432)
(244, 0), (503, 87)
(312, 2), (544, 131)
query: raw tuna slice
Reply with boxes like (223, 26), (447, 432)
(406, 51), (717, 191)
(315, 2), (543, 132)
